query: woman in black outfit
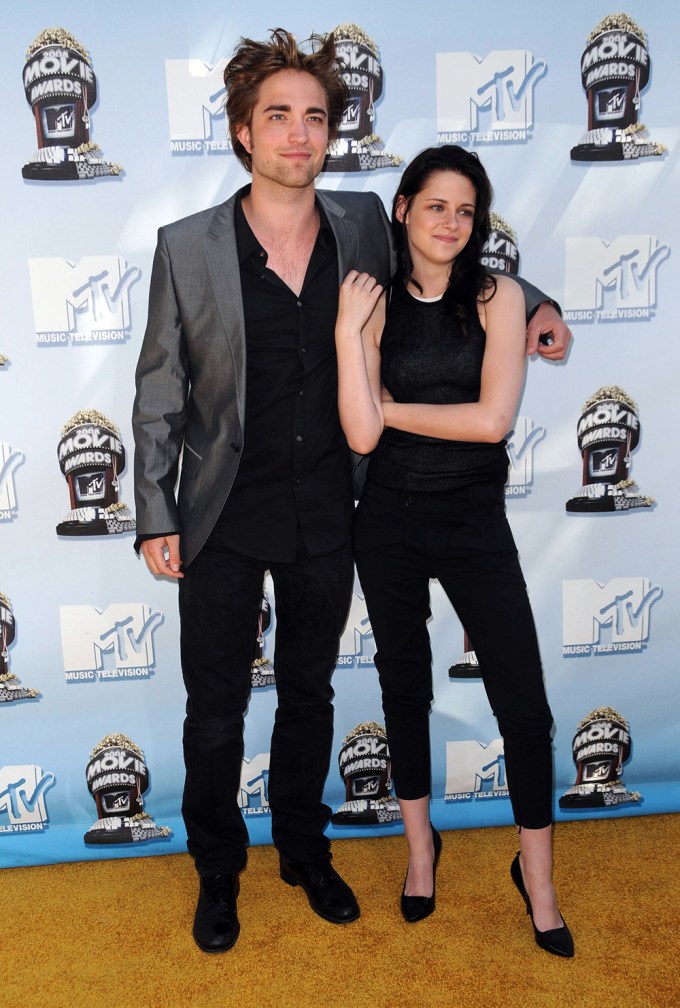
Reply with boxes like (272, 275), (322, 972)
(335, 145), (573, 957)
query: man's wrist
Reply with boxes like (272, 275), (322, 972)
(527, 298), (562, 323)
(134, 532), (178, 555)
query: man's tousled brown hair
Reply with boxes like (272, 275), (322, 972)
(224, 28), (348, 171)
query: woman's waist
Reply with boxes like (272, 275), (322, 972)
(369, 431), (508, 485)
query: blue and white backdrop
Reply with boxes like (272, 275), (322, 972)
(2, 0), (678, 866)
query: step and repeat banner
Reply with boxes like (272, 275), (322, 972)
(2, 1), (678, 866)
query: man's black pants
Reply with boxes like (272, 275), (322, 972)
(178, 535), (354, 875)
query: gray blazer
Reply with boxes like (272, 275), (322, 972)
(132, 187), (395, 568)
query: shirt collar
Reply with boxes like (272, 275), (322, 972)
(235, 188), (333, 266)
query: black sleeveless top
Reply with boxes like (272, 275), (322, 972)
(367, 283), (509, 493)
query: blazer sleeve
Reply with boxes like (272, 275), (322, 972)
(373, 192), (397, 285)
(501, 273), (562, 321)
(132, 228), (188, 537)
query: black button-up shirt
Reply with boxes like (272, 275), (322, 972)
(212, 193), (352, 562)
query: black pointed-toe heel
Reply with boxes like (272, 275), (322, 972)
(510, 852), (574, 958)
(400, 825), (442, 923)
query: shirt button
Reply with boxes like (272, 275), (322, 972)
(296, 435), (303, 442)
(300, 346), (307, 353)
(296, 300), (302, 307)
(295, 478), (301, 485)
(298, 389), (304, 397)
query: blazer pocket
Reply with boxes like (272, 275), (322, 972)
(182, 442), (203, 479)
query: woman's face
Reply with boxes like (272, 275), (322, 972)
(396, 169), (476, 274)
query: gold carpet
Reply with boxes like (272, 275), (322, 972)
(2, 814), (678, 1008)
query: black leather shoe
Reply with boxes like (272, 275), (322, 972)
(279, 857), (360, 923)
(192, 874), (240, 953)
(510, 852), (574, 958)
(401, 825), (442, 923)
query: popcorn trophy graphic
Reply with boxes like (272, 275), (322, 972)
(566, 386), (654, 512)
(481, 213), (519, 276)
(1, 593), (40, 703)
(22, 27), (122, 180)
(324, 24), (402, 172)
(449, 630), (482, 679)
(56, 409), (136, 535)
(84, 734), (171, 844)
(559, 708), (641, 809)
(570, 13), (666, 162)
(331, 722), (401, 824)
(251, 586), (275, 688)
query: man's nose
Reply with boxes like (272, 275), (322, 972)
(288, 116), (309, 142)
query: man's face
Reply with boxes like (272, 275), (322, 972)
(236, 70), (330, 191)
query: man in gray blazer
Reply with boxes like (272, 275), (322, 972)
(133, 29), (570, 954)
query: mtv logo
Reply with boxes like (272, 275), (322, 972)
(60, 603), (163, 672)
(590, 448), (619, 479)
(28, 257), (140, 334)
(564, 236), (670, 311)
(436, 50), (547, 132)
(596, 87), (626, 121)
(584, 761), (612, 782)
(238, 753), (270, 809)
(340, 97), (362, 131)
(45, 104), (75, 137)
(338, 583), (374, 658)
(506, 416), (545, 488)
(102, 791), (131, 813)
(352, 776), (381, 798)
(0, 441), (23, 512)
(563, 578), (662, 647)
(165, 59), (228, 141)
(78, 473), (105, 500)
(446, 739), (506, 794)
(0, 765), (55, 825)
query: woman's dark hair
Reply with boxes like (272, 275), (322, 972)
(391, 145), (496, 320)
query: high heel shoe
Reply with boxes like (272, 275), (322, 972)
(510, 851), (574, 958)
(400, 825), (442, 923)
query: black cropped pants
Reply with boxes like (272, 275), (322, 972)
(354, 482), (554, 830)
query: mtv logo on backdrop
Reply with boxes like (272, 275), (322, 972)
(436, 49), (547, 143)
(239, 754), (270, 815)
(445, 739), (508, 800)
(563, 235), (669, 322)
(28, 256), (140, 346)
(563, 577), (662, 656)
(336, 583), (375, 668)
(0, 441), (23, 521)
(505, 416), (545, 497)
(165, 59), (231, 153)
(60, 603), (163, 681)
(0, 765), (55, 833)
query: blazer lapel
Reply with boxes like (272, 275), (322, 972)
(204, 194), (247, 417)
(317, 191), (359, 283)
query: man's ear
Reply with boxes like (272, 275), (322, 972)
(236, 123), (252, 153)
